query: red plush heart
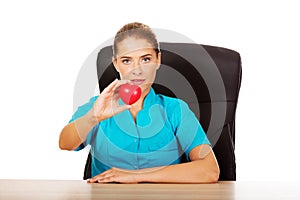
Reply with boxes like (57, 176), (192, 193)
(119, 83), (142, 105)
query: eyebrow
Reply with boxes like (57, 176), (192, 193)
(141, 54), (153, 57)
(119, 54), (153, 59)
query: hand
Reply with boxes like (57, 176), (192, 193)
(87, 167), (141, 183)
(90, 79), (132, 122)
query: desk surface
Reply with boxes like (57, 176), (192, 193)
(1, 179), (300, 200)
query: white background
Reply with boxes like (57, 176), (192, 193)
(0, 0), (299, 181)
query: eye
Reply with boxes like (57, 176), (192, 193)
(141, 57), (151, 63)
(122, 59), (131, 64)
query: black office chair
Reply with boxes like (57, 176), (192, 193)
(83, 42), (242, 181)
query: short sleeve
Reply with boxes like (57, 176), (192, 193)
(69, 96), (98, 123)
(170, 99), (211, 160)
(68, 96), (98, 151)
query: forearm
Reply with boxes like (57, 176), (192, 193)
(59, 110), (98, 150)
(136, 156), (219, 183)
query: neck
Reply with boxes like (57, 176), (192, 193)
(129, 87), (151, 121)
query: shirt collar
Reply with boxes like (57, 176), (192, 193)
(143, 87), (157, 108)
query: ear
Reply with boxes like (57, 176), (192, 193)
(112, 57), (120, 72)
(156, 52), (161, 70)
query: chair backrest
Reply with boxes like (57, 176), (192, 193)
(84, 42), (242, 181)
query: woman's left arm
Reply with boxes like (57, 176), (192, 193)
(88, 144), (220, 183)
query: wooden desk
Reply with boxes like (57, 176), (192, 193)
(1, 179), (300, 200)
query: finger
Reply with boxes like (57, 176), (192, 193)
(112, 79), (131, 92)
(102, 79), (119, 93)
(87, 178), (96, 183)
(91, 173), (115, 183)
(88, 176), (100, 183)
(88, 174), (104, 183)
(88, 169), (113, 183)
(103, 79), (130, 97)
(88, 176), (105, 183)
(98, 176), (116, 183)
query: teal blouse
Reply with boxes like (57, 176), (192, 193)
(70, 88), (210, 177)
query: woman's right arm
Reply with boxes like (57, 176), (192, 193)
(59, 79), (131, 150)
(59, 110), (98, 150)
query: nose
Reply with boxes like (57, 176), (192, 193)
(132, 63), (142, 76)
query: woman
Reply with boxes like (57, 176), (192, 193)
(59, 22), (220, 183)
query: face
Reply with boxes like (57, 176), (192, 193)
(113, 37), (161, 94)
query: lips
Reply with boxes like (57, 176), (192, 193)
(130, 79), (145, 85)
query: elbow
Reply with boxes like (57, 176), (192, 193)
(59, 123), (80, 151)
(207, 166), (220, 183)
(206, 154), (220, 183)
(59, 134), (66, 150)
(59, 143), (74, 151)
(59, 139), (68, 150)
(59, 128), (77, 151)
(59, 141), (66, 150)
(59, 136), (74, 151)
(59, 140), (75, 151)
(196, 164), (219, 183)
(193, 165), (220, 183)
(209, 169), (220, 183)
